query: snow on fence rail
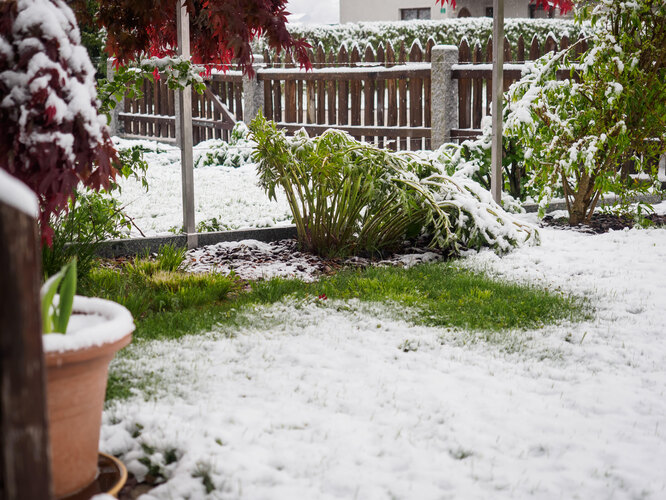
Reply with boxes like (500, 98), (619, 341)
(115, 33), (583, 150)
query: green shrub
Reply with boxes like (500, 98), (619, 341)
(503, 0), (666, 224)
(250, 113), (537, 258)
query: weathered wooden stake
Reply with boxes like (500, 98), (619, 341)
(176, 0), (197, 248)
(0, 174), (53, 500)
(491, 0), (504, 204)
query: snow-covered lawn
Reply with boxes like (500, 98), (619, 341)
(101, 206), (666, 499)
(113, 138), (292, 236)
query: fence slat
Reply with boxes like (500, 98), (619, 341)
(284, 53), (296, 122)
(529, 35), (541, 60)
(376, 44), (386, 148)
(545, 34), (558, 54)
(458, 39), (471, 130)
(350, 45), (362, 139)
(386, 42), (397, 150)
(517, 35), (525, 62)
(472, 43), (483, 129)
(364, 45), (376, 144)
(398, 43), (408, 150)
(327, 49), (336, 124)
(338, 45), (349, 125)
(409, 42), (423, 150)
(316, 45), (326, 124)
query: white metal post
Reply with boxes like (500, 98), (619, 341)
(176, 0), (197, 248)
(491, 0), (504, 205)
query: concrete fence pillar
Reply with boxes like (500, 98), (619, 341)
(430, 45), (459, 149)
(243, 55), (265, 123)
(106, 58), (124, 136)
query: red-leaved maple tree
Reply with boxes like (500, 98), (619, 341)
(70, 0), (312, 74)
(437, 0), (574, 15)
(0, 0), (117, 245)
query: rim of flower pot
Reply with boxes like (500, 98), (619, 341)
(43, 295), (135, 356)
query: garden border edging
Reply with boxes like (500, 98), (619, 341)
(94, 193), (665, 258)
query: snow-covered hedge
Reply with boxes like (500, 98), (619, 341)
(255, 18), (586, 55)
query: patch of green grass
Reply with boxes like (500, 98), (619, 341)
(308, 264), (589, 331)
(87, 258), (590, 402)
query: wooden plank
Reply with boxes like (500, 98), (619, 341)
(386, 42), (397, 150)
(234, 81), (243, 122)
(398, 43), (407, 150)
(338, 45), (349, 125)
(0, 201), (52, 500)
(516, 35), (525, 62)
(545, 33), (557, 54)
(376, 44), (386, 148)
(297, 79), (304, 123)
(458, 38), (471, 130)
(364, 45), (376, 144)
(529, 35), (541, 61)
(409, 41), (423, 150)
(316, 45), (326, 124)
(350, 45), (361, 139)
(284, 53), (297, 123)
(503, 36), (513, 92)
(326, 49), (336, 124)
(274, 72), (282, 122)
(560, 35), (570, 51)
(425, 37), (435, 63)
(472, 43), (483, 129)
(263, 57), (274, 122)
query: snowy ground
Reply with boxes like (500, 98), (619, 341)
(113, 138), (292, 236)
(101, 203), (666, 499)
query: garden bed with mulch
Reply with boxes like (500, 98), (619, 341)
(541, 213), (666, 234)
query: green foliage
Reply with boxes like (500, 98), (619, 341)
(81, 257), (234, 323)
(97, 59), (206, 125)
(41, 259), (77, 334)
(42, 144), (148, 279)
(504, 0), (666, 224)
(250, 113), (536, 258)
(42, 192), (132, 279)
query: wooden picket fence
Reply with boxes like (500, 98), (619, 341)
(118, 33), (585, 149)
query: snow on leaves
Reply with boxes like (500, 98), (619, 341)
(0, 0), (116, 244)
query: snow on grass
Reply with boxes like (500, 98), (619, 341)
(101, 214), (666, 499)
(112, 138), (292, 237)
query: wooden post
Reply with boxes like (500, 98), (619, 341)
(176, 0), (197, 248)
(491, 0), (504, 204)
(0, 172), (53, 500)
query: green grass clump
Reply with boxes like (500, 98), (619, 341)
(91, 259), (590, 402)
(308, 264), (589, 332)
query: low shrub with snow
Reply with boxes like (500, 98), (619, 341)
(250, 113), (537, 258)
(194, 122), (255, 169)
(503, 0), (666, 224)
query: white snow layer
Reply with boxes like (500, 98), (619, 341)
(0, 168), (39, 218)
(43, 295), (135, 353)
(101, 217), (666, 499)
(112, 138), (292, 236)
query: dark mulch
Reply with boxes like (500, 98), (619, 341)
(541, 213), (666, 234)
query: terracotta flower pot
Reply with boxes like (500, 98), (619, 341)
(44, 296), (134, 499)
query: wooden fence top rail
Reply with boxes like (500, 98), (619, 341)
(257, 63), (431, 82)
